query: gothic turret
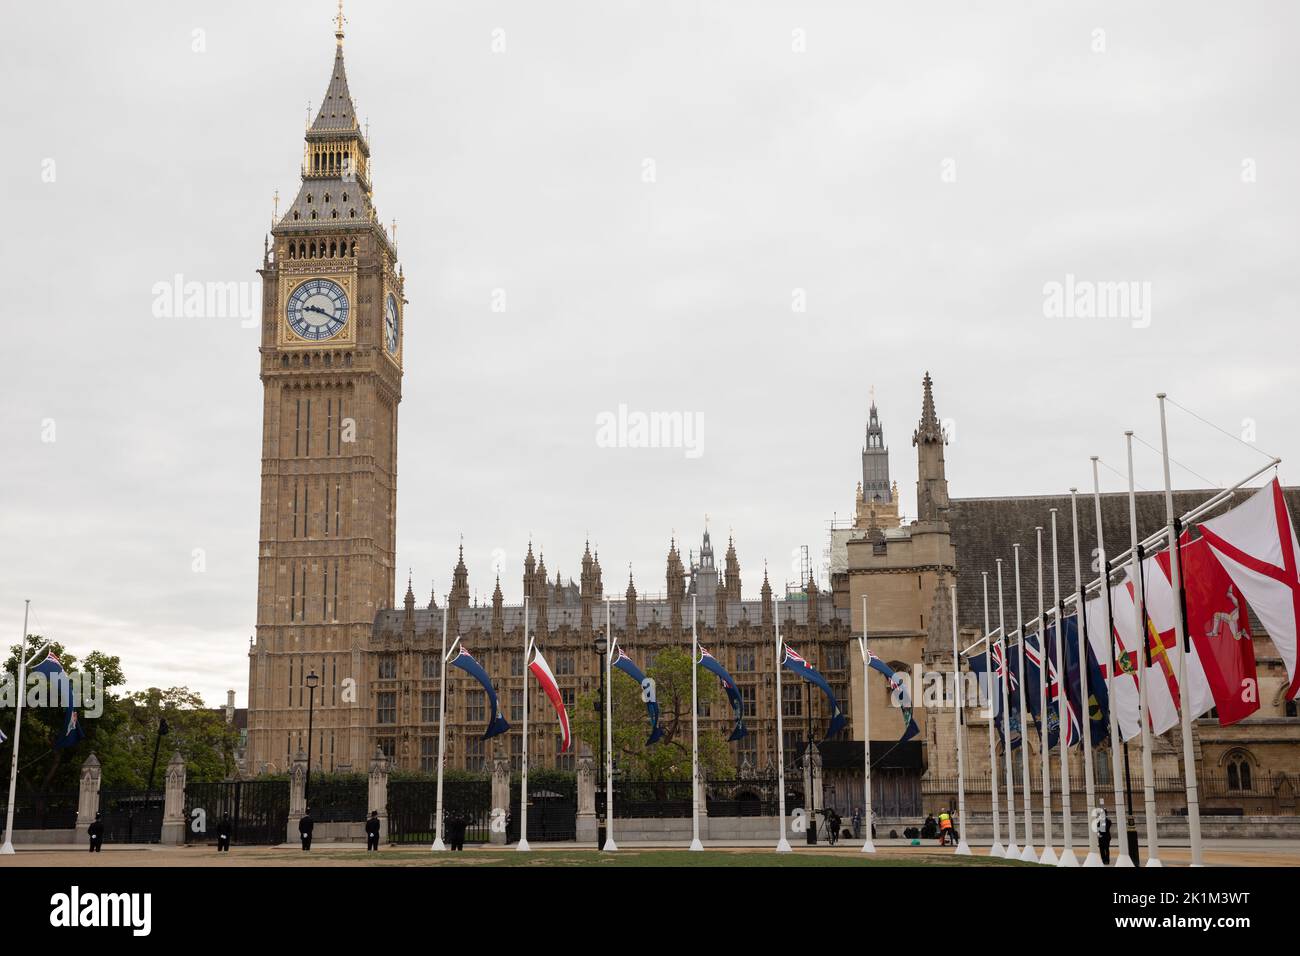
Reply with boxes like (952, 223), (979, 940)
(491, 575), (504, 635)
(912, 372), (950, 527)
(523, 541), (536, 600)
(625, 569), (638, 631)
(449, 542), (470, 611)
(761, 566), (773, 628)
(724, 535), (741, 602)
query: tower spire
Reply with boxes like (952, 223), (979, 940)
(335, 0), (347, 47)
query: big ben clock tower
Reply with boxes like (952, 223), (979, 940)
(246, 7), (404, 773)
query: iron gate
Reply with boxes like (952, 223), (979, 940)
(388, 778), (492, 845)
(98, 790), (164, 844)
(509, 775), (577, 842)
(184, 780), (290, 845)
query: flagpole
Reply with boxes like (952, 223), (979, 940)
(431, 605), (449, 852)
(1014, 545), (1036, 862)
(1092, 456), (1133, 866)
(1157, 394), (1204, 867)
(517, 596), (531, 853)
(1037, 526), (1057, 865)
(997, 559), (1018, 858)
(689, 594), (703, 851)
(604, 598), (618, 853)
(1127, 430), (1161, 867)
(950, 585), (971, 854)
(1005, 455), (1280, 641)
(1071, 488), (1102, 867)
(982, 573), (1003, 857)
(775, 599), (791, 853)
(0, 600), (31, 856)
(1052, 509), (1079, 866)
(858, 595), (875, 853)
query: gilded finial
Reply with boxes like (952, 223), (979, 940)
(335, 0), (347, 46)
(272, 189), (279, 225)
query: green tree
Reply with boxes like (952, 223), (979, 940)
(573, 646), (735, 781)
(97, 687), (240, 789)
(2, 634), (238, 796)
(1, 636), (126, 796)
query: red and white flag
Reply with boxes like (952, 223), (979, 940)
(1156, 536), (1259, 726)
(1084, 587), (1142, 741)
(1142, 552), (1216, 729)
(528, 646), (571, 753)
(1198, 478), (1300, 701)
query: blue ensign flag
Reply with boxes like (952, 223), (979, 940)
(781, 645), (847, 739)
(449, 647), (510, 739)
(1062, 615), (1110, 748)
(612, 647), (664, 745)
(697, 646), (746, 740)
(866, 651), (920, 742)
(31, 653), (85, 749)
(1021, 632), (1062, 750)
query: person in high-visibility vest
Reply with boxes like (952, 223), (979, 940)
(937, 809), (953, 846)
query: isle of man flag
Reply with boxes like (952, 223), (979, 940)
(1156, 535), (1260, 726)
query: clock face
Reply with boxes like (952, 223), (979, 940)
(286, 279), (349, 341)
(384, 293), (399, 354)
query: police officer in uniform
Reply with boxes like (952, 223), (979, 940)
(216, 813), (232, 852)
(1097, 799), (1113, 866)
(365, 810), (381, 852)
(87, 811), (105, 853)
(299, 807), (314, 851)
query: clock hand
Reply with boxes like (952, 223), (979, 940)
(304, 304), (332, 317)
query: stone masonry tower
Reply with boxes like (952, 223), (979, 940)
(246, 9), (406, 773)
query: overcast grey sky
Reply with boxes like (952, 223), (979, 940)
(1, 0), (1295, 707)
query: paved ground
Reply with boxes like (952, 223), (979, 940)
(3, 841), (1297, 867)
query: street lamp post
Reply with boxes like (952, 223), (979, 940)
(305, 670), (319, 809)
(146, 717), (170, 796)
(593, 632), (608, 850)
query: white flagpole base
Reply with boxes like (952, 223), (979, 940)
(1006, 841), (1019, 858)
(603, 837), (619, 853)
(1019, 844), (1037, 862)
(989, 842), (1005, 858)
(1039, 845), (1058, 865)
(860, 840), (876, 854)
(1057, 849), (1080, 867)
(0, 841), (13, 855)
(1115, 854), (1135, 867)
(516, 839), (531, 852)
(1144, 857), (1163, 867)
(1083, 851), (1103, 867)
(776, 838), (792, 853)
(954, 840), (972, 855)
(430, 838), (446, 852)
(688, 838), (704, 852)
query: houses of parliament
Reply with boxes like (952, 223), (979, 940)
(245, 15), (1300, 811)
